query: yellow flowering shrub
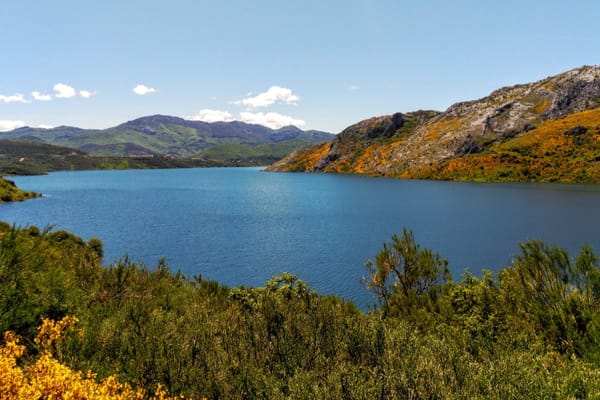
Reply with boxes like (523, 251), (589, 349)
(34, 315), (80, 350)
(0, 316), (197, 400)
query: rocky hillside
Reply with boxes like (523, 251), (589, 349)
(1, 115), (333, 158)
(268, 65), (600, 183)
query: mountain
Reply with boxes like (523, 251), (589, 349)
(1, 116), (333, 158)
(268, 65), (600, 183)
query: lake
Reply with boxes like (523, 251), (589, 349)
(3, 167), (600, 308)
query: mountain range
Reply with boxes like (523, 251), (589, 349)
(268, 65), (600, 183)
(0, 115), (333, 160)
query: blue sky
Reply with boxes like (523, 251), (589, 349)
(1, 0), (599, 133)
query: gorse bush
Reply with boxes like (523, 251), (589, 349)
(0, 316), (195, 399)
(1, 223), (600, 398)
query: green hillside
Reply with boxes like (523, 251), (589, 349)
(0, 140), (222, 176)
(194, 139), (318, 164)
(1, 115), (333, 158)
(0, 138), (323, 199)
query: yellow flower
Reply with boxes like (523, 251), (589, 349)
(1, 317), (196, 400)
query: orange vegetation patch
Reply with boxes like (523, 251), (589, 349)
(353, 143), (380, 174)
(304, 142), (331, 169)
(540, 82), (555, 91)
(534, 99), (550, 113)
(503, 107), (600, 152)
(422, 107), (600, 183)
(423, 118), (464, 141)
(331, 158), (352, 173)
(352, 139), (405, 174)
(281, 142), (330, 171)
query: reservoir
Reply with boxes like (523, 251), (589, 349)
(3, 167), (600, 308)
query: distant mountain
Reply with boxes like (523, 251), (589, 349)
(194, 139), (321, 166)
(1, 116), (334, 158)
(268, 65), (600, 183)
(0, 140), (221, 176)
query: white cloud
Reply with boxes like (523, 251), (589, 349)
(235, 86), (299, 108)
(79, 90), (96, 98)
(133, 84), (156, 95)
(54, 83), (77, 98)
(349, 84), (360, 91)
(0, 120), (25, 132)
(240, 112), (305, 129)
(0, 93), (29, 103)
(37, 124), (55, 129)
(32, 91), (52, 101)
(188, 109), (234, 123)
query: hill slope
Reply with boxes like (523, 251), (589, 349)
(268, 65), (600, 183)
(1, 115), (333, 158)
(193, 139), (318, 165)
(0, 140), (223, 176)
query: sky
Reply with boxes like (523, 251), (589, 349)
(1, 0), (599, 133)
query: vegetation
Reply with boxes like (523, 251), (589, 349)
(268, 142), (331, 172)
(193, 139), (323, 165)
(272, 107), (600, 183)
(1, 316), (195, 399)
(0, 140), (235, 177)
(0, 115), (333, 158)
(0, 177), (39, 202)
(0, 137), (330, 205)
(2, 223), (600, 398)
(408, 108), (600, 183)
(0, 138), (333, 181)
(269, 66), (600, 184)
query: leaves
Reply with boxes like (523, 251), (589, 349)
(3, 224), (600, 398)
(364, 228), (450, 318)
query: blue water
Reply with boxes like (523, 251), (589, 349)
(3, 167), (600, 308)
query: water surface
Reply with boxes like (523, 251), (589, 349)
(3, 167), (600, 308)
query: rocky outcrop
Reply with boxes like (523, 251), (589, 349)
(268, 65), (600, 180)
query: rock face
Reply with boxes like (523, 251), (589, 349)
(268, 65), (600, 182)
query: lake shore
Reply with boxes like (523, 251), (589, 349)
(0, 176), (41, 202)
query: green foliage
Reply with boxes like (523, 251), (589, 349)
(0, 138), (331, 176)
(2, 223), (600, 398)
(499, 241), (600, 357)
(87, 237), (104, 261)
(0, 224), (100, 340)
(0, 139), (224, 176)
(364, 228), (451, 319)
(0, 117), (333, 159)
(194, 139), (319, 165)
(0, 176), (39, 202)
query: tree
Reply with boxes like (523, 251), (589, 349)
(364, 229), (450, 317)
(501, 240), (600, 356)
(87, 237), (104, 261)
